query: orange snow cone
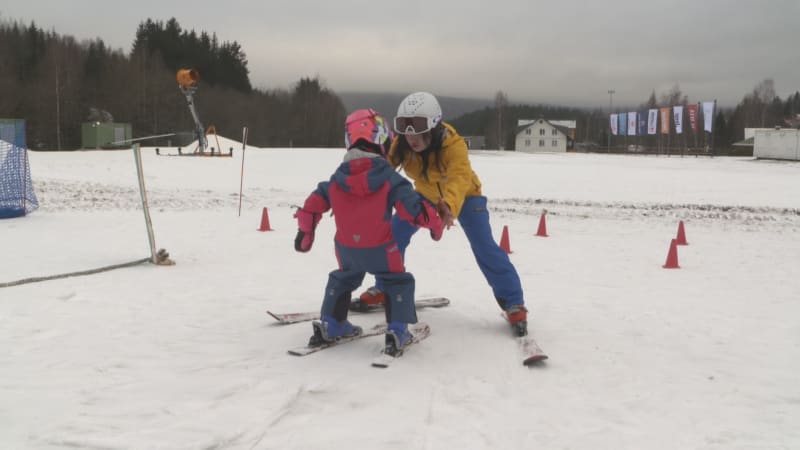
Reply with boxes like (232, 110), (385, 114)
(535, 211), (548, 237)
(676, 220), (688, 245)
(257, 207), (273, 231)
(500, 225), (512, 254)
(663, 239), (680, 269)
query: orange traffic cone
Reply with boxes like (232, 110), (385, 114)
(499, 225), (512, 254)
(535, 211), (548, 237)
(663, 239), (680, 269)
(676, 220), (688, 245)
(257, 207), (273, 231)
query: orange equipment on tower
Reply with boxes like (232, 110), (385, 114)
(176, 68), (209, 153)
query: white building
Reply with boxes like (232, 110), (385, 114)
(754, 128), (800, 161)
(515, 119), (574, 153)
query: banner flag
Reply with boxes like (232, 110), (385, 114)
(687, 104), (698, 132)
(702, 101), (715, 132)
(627, 112), (637, 136)
(647, 109), (658, 135)
(638, 111), (647, 135)
(673, 106), (684, 134)
(660, 108), (670, 134)
(619, 112), (628, 136)
(610, 114), (618, 135)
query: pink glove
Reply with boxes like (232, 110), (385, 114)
(430, 217), (444, 241)
(422, 201), (445, 241)
(294, 209), (321, 252)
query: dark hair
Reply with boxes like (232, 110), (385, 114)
(354, 137), (389, 157)
(390, 123), (445, 181)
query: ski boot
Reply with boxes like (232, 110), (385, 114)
(384, 321), (413, 357)
(350, 287), (386, 312)
(505, 305), (528, 337)
(308, 315), (363, 347)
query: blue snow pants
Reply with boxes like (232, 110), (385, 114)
(377, 195), (524, 308)
(321, 241), (417, 324)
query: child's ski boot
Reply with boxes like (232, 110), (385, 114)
(384, 321), (413, 357)
(308, 315), (362, 346)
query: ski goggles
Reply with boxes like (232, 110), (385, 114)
(394, 116), (435, 135)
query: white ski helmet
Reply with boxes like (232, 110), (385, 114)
(394, 91), (443, 135)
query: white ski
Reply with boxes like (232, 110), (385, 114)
(371, 323), (431, 368)
(268, 297), (449, 325)
(287, 323), (387, 356)
(519, 336), (548, 366)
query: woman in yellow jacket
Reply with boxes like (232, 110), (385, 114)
(356, 92), (529, 336)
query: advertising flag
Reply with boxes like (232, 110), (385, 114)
(687, 104), (698, 132)
(647, 109), (658, 135)
(702, 101), (715, 132)
(627, 112), (637, 136)
(673, 106), (684, 134)
(610, 114), (618, 135)
(638, 111), (647, 135)
(659, 108), (670, 134)
(619, 112), (628, 136)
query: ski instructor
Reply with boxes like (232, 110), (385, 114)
(355, 92), (531, 337)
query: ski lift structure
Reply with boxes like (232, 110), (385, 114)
(176, 69), (231, 157)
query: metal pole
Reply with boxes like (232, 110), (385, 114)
(238, 126), (249, 217)
(608, 89), (615, 152)
(133, 144), (157, 263)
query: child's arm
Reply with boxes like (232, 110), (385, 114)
(390, 177), (445, 241)
(294, 181), (331, 252)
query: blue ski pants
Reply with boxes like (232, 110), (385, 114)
(321, 241), (417, 324)
(377, 195), (524, 309)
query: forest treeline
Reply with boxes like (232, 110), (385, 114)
(0, 18), (344, 150)
(1, 16), (798, 151)
(452, 82), (800, 151)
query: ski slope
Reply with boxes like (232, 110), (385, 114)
(1, 143), (799, 449)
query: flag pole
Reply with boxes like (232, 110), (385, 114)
(695, 102), (700, 150)
(238, 126), (249, 217)
(710, 99), (717, 157)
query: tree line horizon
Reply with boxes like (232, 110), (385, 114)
(1, 17), (797, 151)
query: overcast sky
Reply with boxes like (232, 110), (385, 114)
(2, 0), (798, 108)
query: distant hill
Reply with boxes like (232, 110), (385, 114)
(338, 92), (494, 121)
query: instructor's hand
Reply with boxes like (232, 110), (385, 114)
(437, 198), (455, 229)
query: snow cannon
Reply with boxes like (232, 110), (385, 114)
(177, 68), (200, 90)
(176, 68), (208, 152)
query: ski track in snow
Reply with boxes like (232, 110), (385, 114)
(33, 179), (800, 230)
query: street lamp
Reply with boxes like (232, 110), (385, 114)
(607, 89), (615, 152)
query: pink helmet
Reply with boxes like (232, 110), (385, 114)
(344, 108), (393, 157)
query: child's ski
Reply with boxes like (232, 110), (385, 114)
(350, 296), (449, 312)
(268, 297), (449, 325)
(287, 324), (387, 356)
(371, 323), (431, 368)
(268, 311), (317, 324)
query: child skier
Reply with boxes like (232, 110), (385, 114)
(293, 109), (445, 356)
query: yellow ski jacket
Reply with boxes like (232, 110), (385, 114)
(388, 122), (482, 217)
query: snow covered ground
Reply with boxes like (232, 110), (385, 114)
(2, 140), (799, 449)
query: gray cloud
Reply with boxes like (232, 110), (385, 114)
(3, 0), (798, 108)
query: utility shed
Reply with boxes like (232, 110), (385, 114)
(754, 128), (799, 161)
(81, 122), (132, 149)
